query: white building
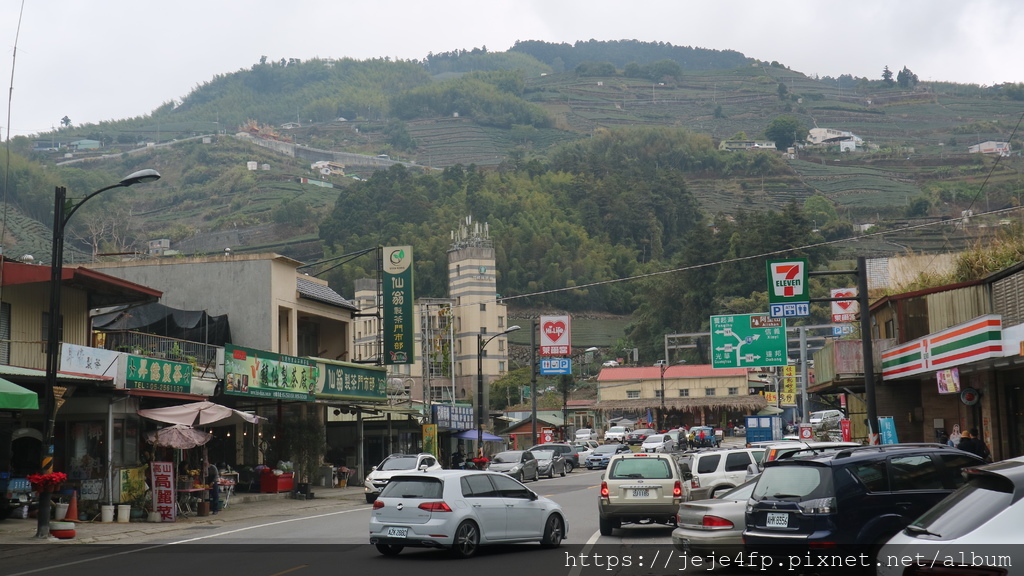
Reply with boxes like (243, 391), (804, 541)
(807, 128), (863, 151)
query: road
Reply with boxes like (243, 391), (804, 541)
(0, 465), (768, 576)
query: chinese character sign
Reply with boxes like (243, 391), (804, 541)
(317, 361), (387, 402)
(126, 355), (193, 394)
(383, 246), (415, 365)
(830, 288), (859, 323)
(540, 315), (571, 356)
(151, 461), (176, 522)
(223, 344), (316, 401)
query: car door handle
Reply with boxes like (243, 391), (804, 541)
(895, 502), (913, 511)
(506, 504), (515, 508)
(473, 503), (482, 508)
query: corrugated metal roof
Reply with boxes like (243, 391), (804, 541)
(597, 365), (747, 381)
(296, 277), (358, 310)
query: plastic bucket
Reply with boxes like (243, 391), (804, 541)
(116, 504), (131, 523)
(101, 505), (115, 523)
(54, 502), (69, 520)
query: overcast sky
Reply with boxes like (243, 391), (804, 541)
(2, 0), (1022, 139)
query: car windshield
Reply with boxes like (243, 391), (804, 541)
(752, 465), (832, 501)
(594, 445), (622, 454)
(492, 451), (521, 463)
(609, 426), (626, 433)
(379, 477), (443, 499)
(609, 457), (673, 479)
(531, 450), (555, 461)
(379, 456), (420, 471)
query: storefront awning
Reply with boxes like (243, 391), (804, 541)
(0, 378), (38, 410)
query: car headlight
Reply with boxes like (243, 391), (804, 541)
(510, 465), (522, 473)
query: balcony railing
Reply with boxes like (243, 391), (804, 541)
(96, 330), (220, 378)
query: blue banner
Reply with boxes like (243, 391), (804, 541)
(878, 416), (899, 445)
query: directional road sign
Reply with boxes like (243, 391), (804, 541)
(540, 358), (572, 375)
(710, 313), (788, 369)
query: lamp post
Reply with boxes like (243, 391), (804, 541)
(476, 325), (520, 450)
(37, 169), (160, 538)
(584, 347), (598, 378)
(659, 359), (685, 431)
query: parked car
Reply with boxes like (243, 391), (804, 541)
(685, 426), (720, 448)
(672, 478), (756, 555)
(487, 450), (540, 483)
(626, 428), (657, 445)
(744, 444), (984, 565)
(364, 453), (442, 503)
(528, 442), (580, 471)
(529, 449), (567, 478)
(878, 455), (1024, 575)
(598, 452), (684, 535)
(809, 409), (844, 430)
(641, 433), (676, 453)
(574, 428), (597, 441)
(584, 443), (632, 469)
(677, 447), (765, 500)
(369, 470), (567, 558)
(604, 426), (632, 443)
(573, 440), (599, 461)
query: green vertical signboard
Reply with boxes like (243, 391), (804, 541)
(383, 246), (415, 365)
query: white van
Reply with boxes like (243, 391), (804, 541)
(809, 409), (844, 430)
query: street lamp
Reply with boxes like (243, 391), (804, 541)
(584, 347), (599, 378)
(659, 359), (685, 431)
(477, 325), (521, 449)
(37, 169), (160, 538)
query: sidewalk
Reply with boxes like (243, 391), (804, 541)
(0, 484), (370, 544)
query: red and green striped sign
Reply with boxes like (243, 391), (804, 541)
(882, 314), (1003, 380)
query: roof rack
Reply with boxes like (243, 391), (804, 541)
(833, 442), (954, 458)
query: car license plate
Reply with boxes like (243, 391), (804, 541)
(766, 512), (789, 528)
(631, 488), (650, 498)
(386, 526), (408, 538)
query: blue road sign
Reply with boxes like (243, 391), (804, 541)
(540, 358), (572, 375)
(769, 302), (810, 318)
(832, 324), (855, 336)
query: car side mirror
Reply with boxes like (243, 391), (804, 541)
(528, 490), (539, 501)
(370, 466), (377, 472)
(418, 464), (429, 472)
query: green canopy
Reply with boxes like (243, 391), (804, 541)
(0, 378), (38, 410)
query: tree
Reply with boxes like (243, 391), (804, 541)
(764, 115), (808, 150)
(60, 115), (71, 127)
(897, 66), (919, 89)
(777, 82), (788, 100)
(882, 66), (894, 86)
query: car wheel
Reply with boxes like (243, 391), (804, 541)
(450, 521), (480, 558)
(565, 461), (574, 473)
(533, 468), (540, 482)
(375, 543), (403, 556)
(559, 466), (566, 477)
(514, 471), (523, 483)
(365, 494), (376, 504)
(599, 516), (616, 536)
(548, 466), (555, 479)
(540, 514), (564, 548)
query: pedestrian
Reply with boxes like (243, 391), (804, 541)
(698, 428), (706, 447)
(206, 461), (220, 514)
(959, 428), (991, 461)
(451, 447), (465, 469)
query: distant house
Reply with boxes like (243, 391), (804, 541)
(311, 161), (345, 176)
(69, 139), (100, 150)
(968, 141), (1011, 156)
(718, 140), (777, 152)
(280, 122), (300, 129)
(807, 128), (863, 151)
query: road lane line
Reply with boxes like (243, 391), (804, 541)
(269, 565), (309, 576)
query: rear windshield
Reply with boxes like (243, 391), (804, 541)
(492, 452), (522, 463)
(379, 477), (443, 499)
(531, 450), (555, 461)
(753, 465), (832, 501)
(905, 476), (1015, 540)
(379, 456), (419, 471)
(609, 457), (673, 479)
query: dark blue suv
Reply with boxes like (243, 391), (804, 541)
(743, 444), (983, 567)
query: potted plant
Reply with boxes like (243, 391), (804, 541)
(122, 477), (149, 519)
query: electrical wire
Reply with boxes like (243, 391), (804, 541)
(0, 0), (27, 304)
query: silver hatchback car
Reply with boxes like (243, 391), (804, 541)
(369, 470), (568, 558)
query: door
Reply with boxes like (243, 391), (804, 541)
(490, 473), (545, 540)
(461, 474), (506, 540)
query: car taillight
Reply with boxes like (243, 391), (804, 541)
(673, 480), (682, 498)
(798, 497), (836, 515)
(702, 515), (734, 528)
(600, 481), (610, 498)
(418, 501), (452, 512)
(766, 448), (778, 461)
(690, 477), (700, 489)
(903, 566), (1006, 576)
(372, 500), (384, 509)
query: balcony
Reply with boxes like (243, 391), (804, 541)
(95, 330), (220, 378)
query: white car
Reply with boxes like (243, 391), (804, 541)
(369, 469), (568, 558)
(573, 440), (599, 461)
(364, 453), (442, 503)
(641, 433), (676, 453)
(604, 425), (632, 443)
(574, 428), (597, 441)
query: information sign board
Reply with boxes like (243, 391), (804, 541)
(711, 314), (788, 368)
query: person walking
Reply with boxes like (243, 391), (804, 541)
(958, 428), (991, 461)
(206, 461), (220, 514)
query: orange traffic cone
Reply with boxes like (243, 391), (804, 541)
(64, 491), (79, 521)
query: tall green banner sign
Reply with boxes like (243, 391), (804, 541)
(223, 344), (316, 401)
(383, 246), (415, 365)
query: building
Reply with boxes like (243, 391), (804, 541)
(968, 141), (1011, 156)
(718, 140), (777, 152)
(595, 365), (766, 429)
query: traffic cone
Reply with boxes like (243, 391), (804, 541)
(64, 491), (79, 521)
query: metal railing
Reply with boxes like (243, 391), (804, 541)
(97, 330), (219, 377)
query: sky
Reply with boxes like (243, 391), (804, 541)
(2, 0), (1023, 140)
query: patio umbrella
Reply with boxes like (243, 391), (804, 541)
(756, 405), (785, 415)
(146, 424), (212, 449)
(137, 401), (265, 427)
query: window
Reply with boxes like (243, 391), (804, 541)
(480, 327), (487, 334)
(461, 474), (497, 497)
(480, 303), (486, 311)
(498, 340), (505, 351)
(490, 473), (532, 498)
(498, 316), (504, 328)
(728, 387), (739, 395)
(936, 454), (983, 489)
(725, 452), (752, 472)
(851, 461), (888, 492)
(498, 361), (506, 372)
(705, 388), (716, 396)
(678, 389), (689, 397)
(890, 455), (942, 491)
(654, 389), (663, 398)
(696, 455), (721, 474)
(0, 302), (9, 364)
(626, 390), (640, 399)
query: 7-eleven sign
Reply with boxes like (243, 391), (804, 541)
(767, 259), (809, 304)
